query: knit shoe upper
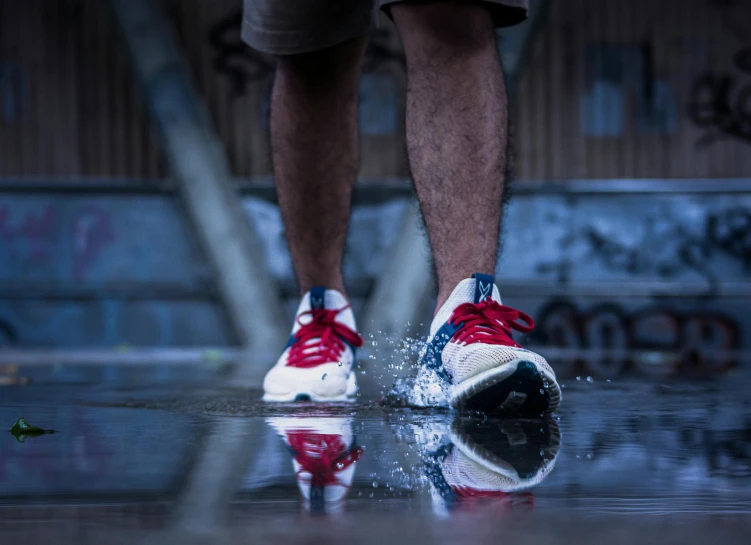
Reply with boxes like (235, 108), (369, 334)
(263, 287), (363, 402)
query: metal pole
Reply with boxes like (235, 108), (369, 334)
(108, 0), (286, 383)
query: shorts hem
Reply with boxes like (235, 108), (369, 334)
(242, 19), (372, 55)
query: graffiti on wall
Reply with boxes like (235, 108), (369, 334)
(687, 1), (751, 146)
(535, 206), (751, 288)
(0, 297), (231, 348)
(585, 206), (751, 279)
(0, 197), (230, 348)
(524, 201), (750, 378)
(0, 204), (115, 280)
(527, 299), (741, 378)
(687, 47), (751, 147)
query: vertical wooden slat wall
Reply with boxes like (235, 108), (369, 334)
(0, 0), (164, 178)
(1, 0), (749, 180)
(512, 0), (751, 180)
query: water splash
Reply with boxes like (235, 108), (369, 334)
(363, 332), (451, 408)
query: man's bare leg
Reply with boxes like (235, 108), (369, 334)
(391, 2), (508, 312)
(393, 2), (561, 416)
(270, 37), (367, 296)
(262, 38), (367, 402)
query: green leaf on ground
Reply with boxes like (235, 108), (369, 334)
(9, 417), (56, 443)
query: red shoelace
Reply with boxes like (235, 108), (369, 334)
(286, 431), (363, 487)
(448, 298), (535, 347)
(286, 305), (364, 368)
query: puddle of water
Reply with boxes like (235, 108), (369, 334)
(1, 380), (751, 543)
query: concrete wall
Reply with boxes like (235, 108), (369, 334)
(1, 181), (748, 379)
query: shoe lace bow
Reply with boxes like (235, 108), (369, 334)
(449, 299), (534, 347)
(287, 305), (364, 368)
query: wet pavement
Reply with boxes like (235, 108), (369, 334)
(2, 376), (751, 544)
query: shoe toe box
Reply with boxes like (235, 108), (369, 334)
(263, 361), (352, 399)
(443, 343), (556, 383)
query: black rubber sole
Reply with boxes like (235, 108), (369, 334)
(451, 417), (561, 480)
(461, 361), (551, 416)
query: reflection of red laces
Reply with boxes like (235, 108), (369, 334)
(286, 432), (363, 487)
(449, 299), (535, 347)
(452, 488), (536, 510)
(286, 305), (364, 368)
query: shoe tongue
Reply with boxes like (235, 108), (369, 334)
(472, 273), (495, 304)
(430, 275), (502, 337)
(293, 288), (357, 334)
(309, 286), (326, 310)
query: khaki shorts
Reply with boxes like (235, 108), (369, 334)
(242, 0), (529, 55)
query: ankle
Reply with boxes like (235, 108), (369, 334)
(299, 279), (347, 299)
(434, 276), (467, 315)
(434, 292), (451, 315)
(434, 270), (497, 315)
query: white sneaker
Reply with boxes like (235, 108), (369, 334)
(416, 273), (562, 415)
(263, 287), (363, 402)
(266, 416), (362, 514)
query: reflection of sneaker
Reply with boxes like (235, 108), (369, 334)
(266, 417), (363, 514)
(263, 287), (363, 402)
(423, 418), (561, 514)
(417, 273), (561, 415)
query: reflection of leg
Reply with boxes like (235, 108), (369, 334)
(391, 2), (507, 311)
(271, 37), (367, 296)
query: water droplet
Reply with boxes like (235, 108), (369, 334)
(576, 376), (581, 381)
(321, 373), (327, 380)
(539, 389), (545, 394)
(373, 341), (378, 346)
(372, 481), (378, 488)
(586, 452), (593, 460)
(586, 376), (593, 383)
